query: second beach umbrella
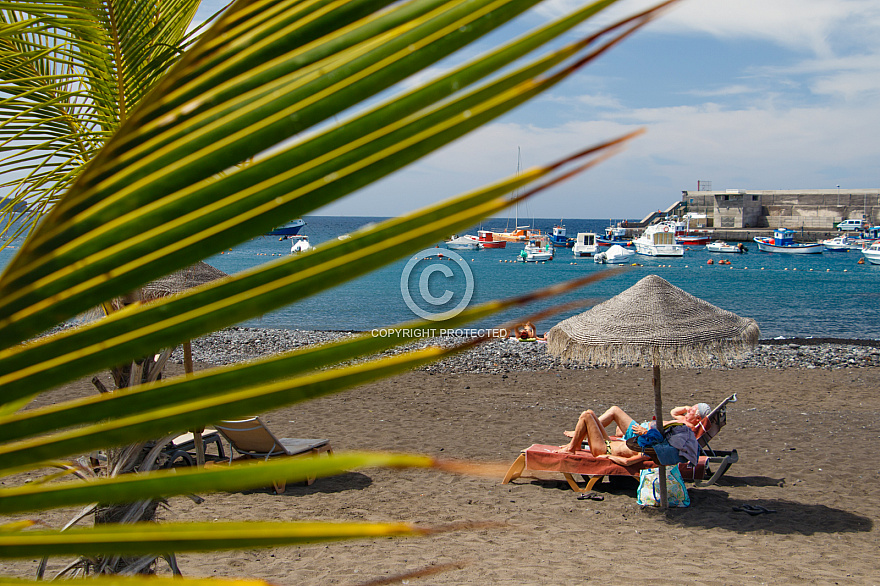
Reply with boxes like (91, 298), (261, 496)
(545, 274), (759, 509)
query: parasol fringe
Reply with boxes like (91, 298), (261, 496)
(546, 315), (760, 369)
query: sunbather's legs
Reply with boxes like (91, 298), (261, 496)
(596, 406), (636, 437)
(557, 409), (612, 454)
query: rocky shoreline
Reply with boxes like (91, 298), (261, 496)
(171, 327), (880, 373)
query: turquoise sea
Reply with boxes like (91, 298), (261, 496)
(3, 216), (879, 339)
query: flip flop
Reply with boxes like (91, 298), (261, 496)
(577, 491), (604, 501)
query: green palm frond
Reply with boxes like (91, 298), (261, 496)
(0, 0), (208, 242)
(0, 0), (676, 578)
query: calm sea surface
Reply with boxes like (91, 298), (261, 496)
(3, 216), (879, 339)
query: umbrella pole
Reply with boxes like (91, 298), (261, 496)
(652, 360), (668, 511)
(183, 341), (206, 467)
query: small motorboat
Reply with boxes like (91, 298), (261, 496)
(519, 236), (554, 262)
(445, 235), (480, 250)
(594, 244), (635, 264)
(706, 241), (747, 253)
(862, 241), (880, 265)
(289, 235), (311, 254)
(821, 235), (861, 251)
(572, 232), (598, 257)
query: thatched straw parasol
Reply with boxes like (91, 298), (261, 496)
(546, 274), (759, 508)
(141, 261), (229, 465)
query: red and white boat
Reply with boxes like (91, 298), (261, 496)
(671, 213), (710, 246)
(474, 229), (506, 248)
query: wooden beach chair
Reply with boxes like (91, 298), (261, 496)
(502, 394), (739, 492)
(215, 417), (332, 493)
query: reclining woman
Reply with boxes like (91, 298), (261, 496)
(554, 409), (646, 466)
(556, 403), (711, 460)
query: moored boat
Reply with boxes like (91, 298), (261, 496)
(445, 235), (480, 250)
(268, 218), (306, 236)
(673, 213), (710, 245)
(549, 225), (573, 248)
(493, 226), (532, 242)
(519, 236), (553, 262)
(706, 240), (746, 253)
(597, 222), (633, 246)
(633, 222), (684, 256)
(821, 235), (862, 251)
(572, 232), (598, 257)
(475, 230), (506, 248)
(862, 241), (880, 264)
(753, 229), (823, 254)
(594, 244), (635, 264)
(289, 234), (311, 254)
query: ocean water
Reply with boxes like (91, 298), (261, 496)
(2, 216), (879, 339)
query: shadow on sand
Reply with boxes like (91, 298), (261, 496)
(664, 488), (873, 535)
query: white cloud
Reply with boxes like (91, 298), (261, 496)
(538, 0), (880, 57)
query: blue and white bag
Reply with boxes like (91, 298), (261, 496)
(637, 466), (690, 507)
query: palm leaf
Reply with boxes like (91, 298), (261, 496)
(0, 0), (677, 576)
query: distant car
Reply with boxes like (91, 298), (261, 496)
(837, 219), (864, 231)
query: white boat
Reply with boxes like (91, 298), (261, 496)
(633, 222), (684, 256)
(519, 236), (553, 262)
(753, 229), (823, 254)
(445, 235), (480, 250)
(862, 241), (880, 264)
(594, 244), (635, 264)
(572, 232), (598, 257)
(706, 240), (746, 254)
(821, 235), (862, 251)
(289, 235), (311, 254)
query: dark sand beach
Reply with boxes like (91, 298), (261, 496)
(4, 358), (880, 584)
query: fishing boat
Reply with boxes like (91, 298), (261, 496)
(706, 241), (746, 253)
(753, 229), (823, 254)
(862, 241), (880, 264)
(821, 235), (861, 251)
(673, 213), (710, 245)
(268, 218), (306, 236)
(572, 232), (598, 257)
(593, 244), (635, 264)
(519, 236), (553, 262)
(445, 235), (480, 250)
(473, 230), (506, 248)
(549, 225), (573, 248)
(633, 222), (684, 257)
(597, 222), (633, 246)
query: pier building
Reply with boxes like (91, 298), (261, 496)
(678, 188), (880, 230)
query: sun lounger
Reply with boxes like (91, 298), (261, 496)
(502, 394), (739, 492)
(502, 445), (708, 492)
(161, 428), (226, 467)
(691, 393), (739, 486)
(215, 417), (332, 493)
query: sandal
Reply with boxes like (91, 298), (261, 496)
(577, 491), (604, 501)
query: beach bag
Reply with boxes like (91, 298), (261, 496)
(637, 466), (690, 508)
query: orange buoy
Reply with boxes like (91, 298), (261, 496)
(707, 259), (714, 265)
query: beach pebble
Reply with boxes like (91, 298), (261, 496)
(167, 327), (880, 372)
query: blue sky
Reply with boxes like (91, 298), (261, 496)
(194, 0), (880, 219)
